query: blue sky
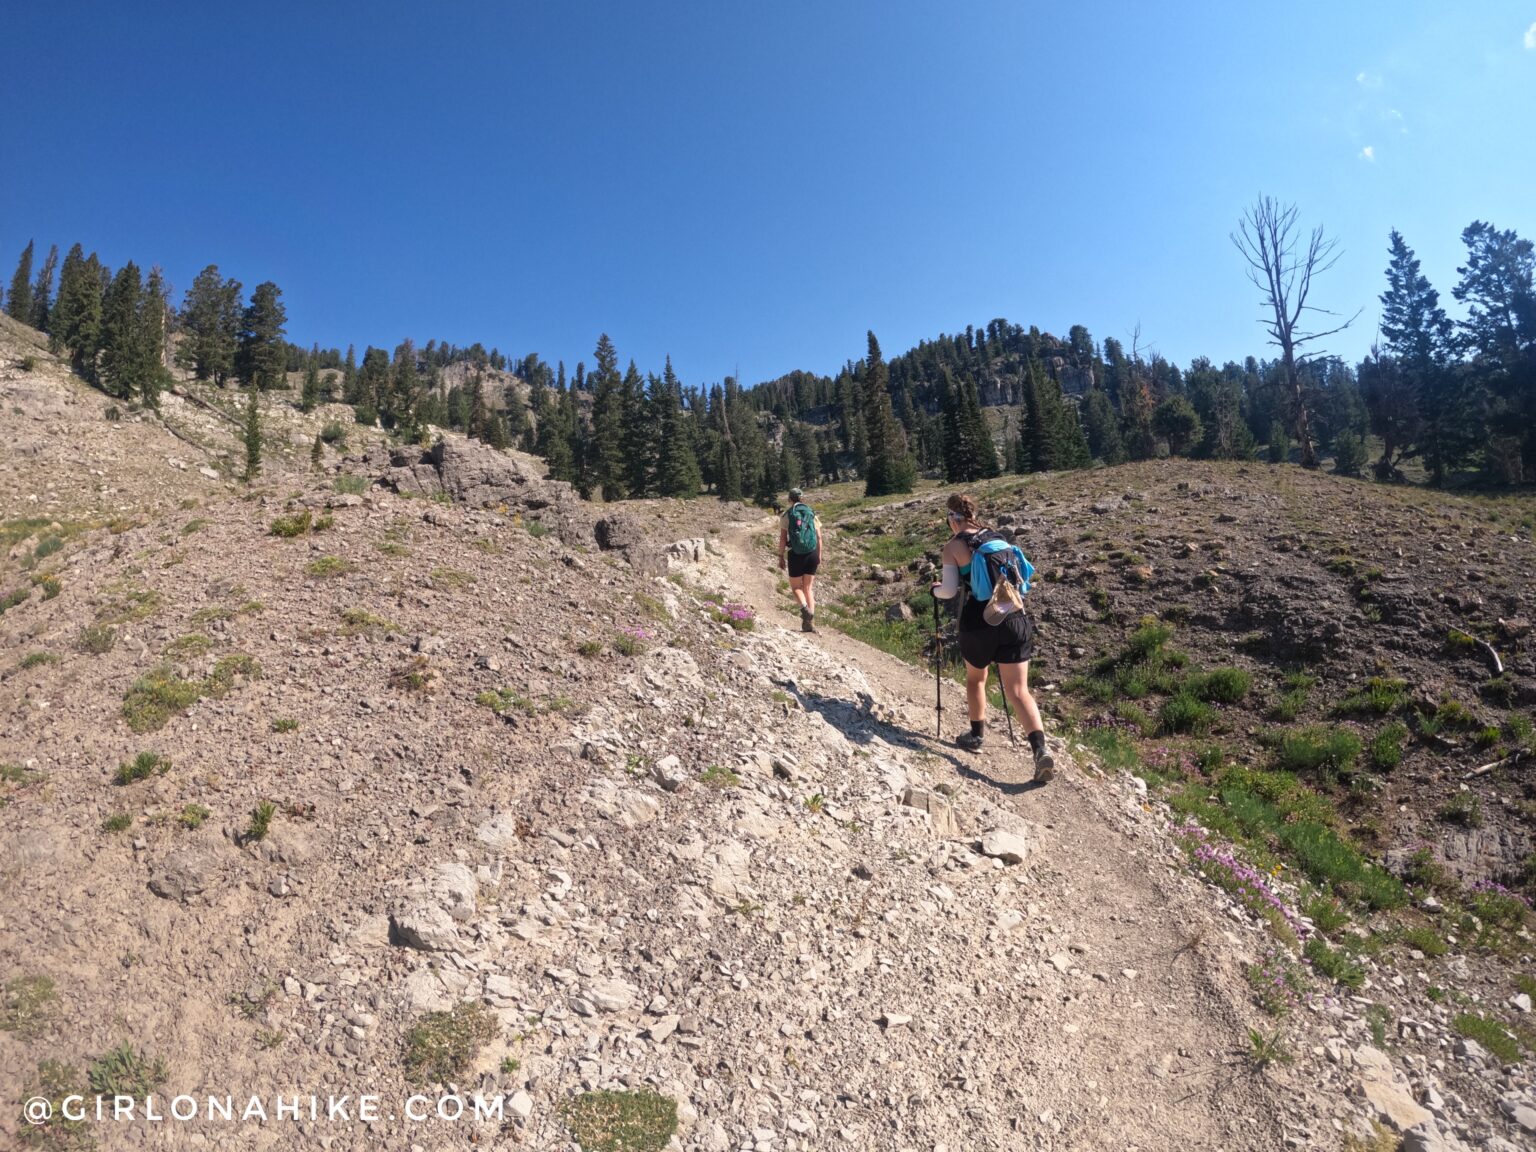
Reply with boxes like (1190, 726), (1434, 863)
(3, 2), (1532, 385)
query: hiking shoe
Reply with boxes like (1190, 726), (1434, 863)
(1032, 747), (1057, 783)
(955, 731), (984, 753)
(801, 609), (815, 634)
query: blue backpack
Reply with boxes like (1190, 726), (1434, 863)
(966, 530), (1034, 604)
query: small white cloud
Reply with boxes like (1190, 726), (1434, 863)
(1356, 71), (1383, 88)
(1525, 21), (1536, 49)
(1360, 145), (1376, 162)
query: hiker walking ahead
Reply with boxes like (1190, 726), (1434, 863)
(778, 487), (821, 633)
(931, 493), (1056, 781)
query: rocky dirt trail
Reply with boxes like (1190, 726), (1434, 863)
(706, 516), (1330, 1150)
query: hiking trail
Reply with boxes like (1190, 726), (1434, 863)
(707, 515), (1321, 1151)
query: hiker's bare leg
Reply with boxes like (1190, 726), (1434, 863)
(965, 661), (988, 723)
(802, 575), (816, 616)
(789, 575), (810, 611)
(997, 661), (1044, 734)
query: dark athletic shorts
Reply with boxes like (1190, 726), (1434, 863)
(958, 612), (1035, 669)
(787, 551), (820, 578)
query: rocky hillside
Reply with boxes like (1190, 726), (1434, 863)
(2, 325), (1533, 1152)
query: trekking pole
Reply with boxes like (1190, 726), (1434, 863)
(993, 663), (1016, 745)
(932, 597), (943, 739)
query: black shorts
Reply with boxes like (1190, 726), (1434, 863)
(958, 612), (1035, 669)
(787, 551), (820, 578)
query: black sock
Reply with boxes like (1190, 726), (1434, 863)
(1028, 730), (1046, 755)
(970, 720), (985, 738)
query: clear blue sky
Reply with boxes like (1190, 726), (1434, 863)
(3, 2), (1532, 385)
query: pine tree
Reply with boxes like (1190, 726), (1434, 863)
(242, 385), (262, 481)
(958, 373), (999, 478)
(387, 340), (420, 433)
(341, 345), (358, 402)
(301, 352), (321, 412)
(237, 281), (287, 390)
(49, 246), (102, 376)
(6, 240), (34, 324)
(311, 432), (324, 469)
(588, 334), (626, 500)
(655, 357), (702, 497)
(1152, 395), (1203, 456)
(99, 262), (144, 400)
(138, 267), (170, 409)
(30, 244), (58, 332)
(1081, 387), (1124, 463)
(1452, 222), (1535, 482)
(861, 332), (915, 497)
(177, 266), (243, 384)
(1379, 230), (1466, 484)
(621, 361), (653, 498)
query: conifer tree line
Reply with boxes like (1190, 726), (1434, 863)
(7, 214), (1530, 494)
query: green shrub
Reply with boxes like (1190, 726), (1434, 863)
(101, 812), (132, 832)
(0, 586), (30, 614)
(527, 520), (550, 538)
(307, 555), (354, 578)
(1302, 894), (1350, 934)
(33, 535), (63, 561)
(269, 510), (313, 537)
(1159, 693), (1216, 735)
(1334, 677), (1408, 716)
(20, 354), (37, 372)
(1, 974), (59, 1038)
(272, 718), (298, 733)
(333, 474), (367, 495)
(1079, 726), (1141, 771)
(114, 751), (168, 785)
(560, 1089), (679, 1152)
(1453, 1014), (1520, 1063)
(1273, 726), (1362, 787)
(1438, 792), (1483, 828)
(245, 801), (276, 842)
(1369, 722), (1408, 770)
(699, 765), (741, 789)
(1402, 925), (1448, 957)
(177, 803), (211, 829)
(20, 651), (57, 669)
(1304, 938), (1365, 989)
(403, 1002), (499, 1084)
(320, 421), (348, 445)
(88, 1043), (167, 1097)
(1186, 667), (1252, 704)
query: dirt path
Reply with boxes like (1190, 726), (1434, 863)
(716, 517), (1318, 1151)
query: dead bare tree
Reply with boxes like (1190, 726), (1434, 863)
(1232, 196), (1361, 468)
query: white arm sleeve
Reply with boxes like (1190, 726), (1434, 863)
(933, 562), (962, 599)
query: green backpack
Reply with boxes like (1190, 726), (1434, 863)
(786, 503), (818, 555)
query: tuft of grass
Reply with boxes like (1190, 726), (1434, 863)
(403, 1002), (500, 1085)
(88, 1042), (167, 1098)
(122, 669), (202, 731)
(20, 651), (58, 669)
(1303, 938), (1365, 990)
(19, 1059), (91, 1148)
(114, 751), (168, 785)
(163, 633), (214, 659)
(614, 632), (648, 657)
(269, 510), (313, 538)
(430, 566), (475, 589)
(177, 803), (211, 830)
(244, 801), (276, 842)
(334, 474), (367, 495)
(2, 975), (61, 1038)
(1185, 667), (1252, 704)
(1159, 692), (1216, 735)
(1369, 722), (1408, 771)
(575, 639), (603, 657)
(1438, 791), (1483, 828)
(77, 622), (117, 654)
(1301, 893), (1350, 934)
(272, 718), (299, 733)
(0, 586), (30, 614)
(307, 555), (354, 578)
(101, 812), (132, 833)
(1078, 726), (1141, 771)
(39, 576), (62, 599)
(1452, 1013), (1520, 1063)
(1244, 1027), (1292, 1070)
(1272, 726), (1362, 788)
(526, 520), (551, 538)
(699, 764), (741, 789)
(180, 518), (209, 536)
(1402, 925), (1448, 957)
(339, 606), (395, 636)
(1334, 677), (1409, 717)
(560, 1089), (679, 1152)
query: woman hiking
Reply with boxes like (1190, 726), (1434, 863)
(778, 487), (821, 633)
(931, 492), (1056, 781)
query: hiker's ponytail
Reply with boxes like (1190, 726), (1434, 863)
(947, 493), (980, 526)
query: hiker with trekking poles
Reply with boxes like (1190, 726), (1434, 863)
(778, 487), (821, 633)
(931, 492), (1056, 782)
